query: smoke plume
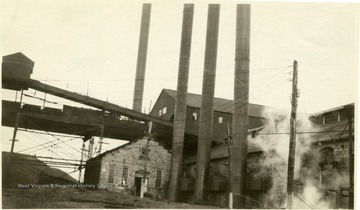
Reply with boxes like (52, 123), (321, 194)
(248, 108), (342, 209)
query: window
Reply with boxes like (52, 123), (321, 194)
(155, 170), (162, 188)
(139, 148), (150, 160)
(218, 116), (223, 124)
(108, 165), (116, 184)
(192, 112), (197, 120)
(322, 111), (340, 125)
(122, 166), (128, 185)
(163, 107), (167, 115)
(159, 109), (162, 116)
(320, 147), (334, 164)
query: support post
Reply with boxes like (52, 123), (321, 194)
(7, 89), (24, 187)
(286, 60), (299, 209)
(169, 4), (194, 202)
(194, 4), (220, 202)
(231, 4), (251, 208)
(133, 3), (152, 112)
(10, 90), (24, 153)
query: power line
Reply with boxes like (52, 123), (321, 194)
(18, 132), (79, 161)
(18, 129), (82, 139)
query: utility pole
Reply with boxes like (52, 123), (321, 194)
(97, 117), (105, 155)
(169, 4), (194, 202)
(78, 137), (87, 183)
(225, 123), (233, 209)
(140, 121), (153, 198)
(286, 60), (299, 209)
(78, 136), (94, 183)
(87, 137), (94, 160)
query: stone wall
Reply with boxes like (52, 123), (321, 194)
(97, 138), (171, 197)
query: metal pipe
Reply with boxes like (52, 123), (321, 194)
(133, 4), (152, 112)
(194, 4), (220, 201)
(231, 4), (251, 208)
(168, 4), (194, 202)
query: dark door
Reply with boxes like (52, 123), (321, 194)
(135, 177), (141, 195)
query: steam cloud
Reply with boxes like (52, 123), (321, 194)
(248, 108), (348, 209)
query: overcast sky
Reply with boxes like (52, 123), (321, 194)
(1, 1), (359, 179)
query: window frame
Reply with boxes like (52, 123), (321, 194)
(218, 116), (223, 124)
(155, 170), (162, 188)
(122, 166), (128, 185)
(108, 164), (116, 184)
(192, 112), (198, 120)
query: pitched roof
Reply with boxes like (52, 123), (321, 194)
(91, 141), (131, 160)
(162, 89), (282, 118)
(310, 103), (354, 116)
(89, 138), (171, 161)
(3, 52), (35, 69)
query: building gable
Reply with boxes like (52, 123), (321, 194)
(150, 90), (175, 121)
(159, 88), (280, 118)
(84, 138), (172, 194)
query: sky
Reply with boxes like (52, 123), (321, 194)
(1, 1), (359, 179)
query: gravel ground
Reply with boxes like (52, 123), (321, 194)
(2, 188), (220, 209)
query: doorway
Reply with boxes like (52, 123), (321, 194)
(134, 177), (149, 195)
(135, 177), (141, 195)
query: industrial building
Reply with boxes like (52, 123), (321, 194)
(83, 138), (171, 198)
(179, 103), (354, 208)
(149, 89), (277, 143)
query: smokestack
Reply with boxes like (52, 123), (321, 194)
(132, 4), (151, 112)
(168, 4), (194, 202)
(231, 4), (251, 208)
(194, 4), (220, 201)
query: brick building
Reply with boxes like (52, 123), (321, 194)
(83, 138), (171, 198)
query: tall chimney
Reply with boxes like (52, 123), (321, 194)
(133, 4), (151, 112)
(231, 4), (251, 208)
(194, 4), (220, 201)
(168, 4), (194, 202)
